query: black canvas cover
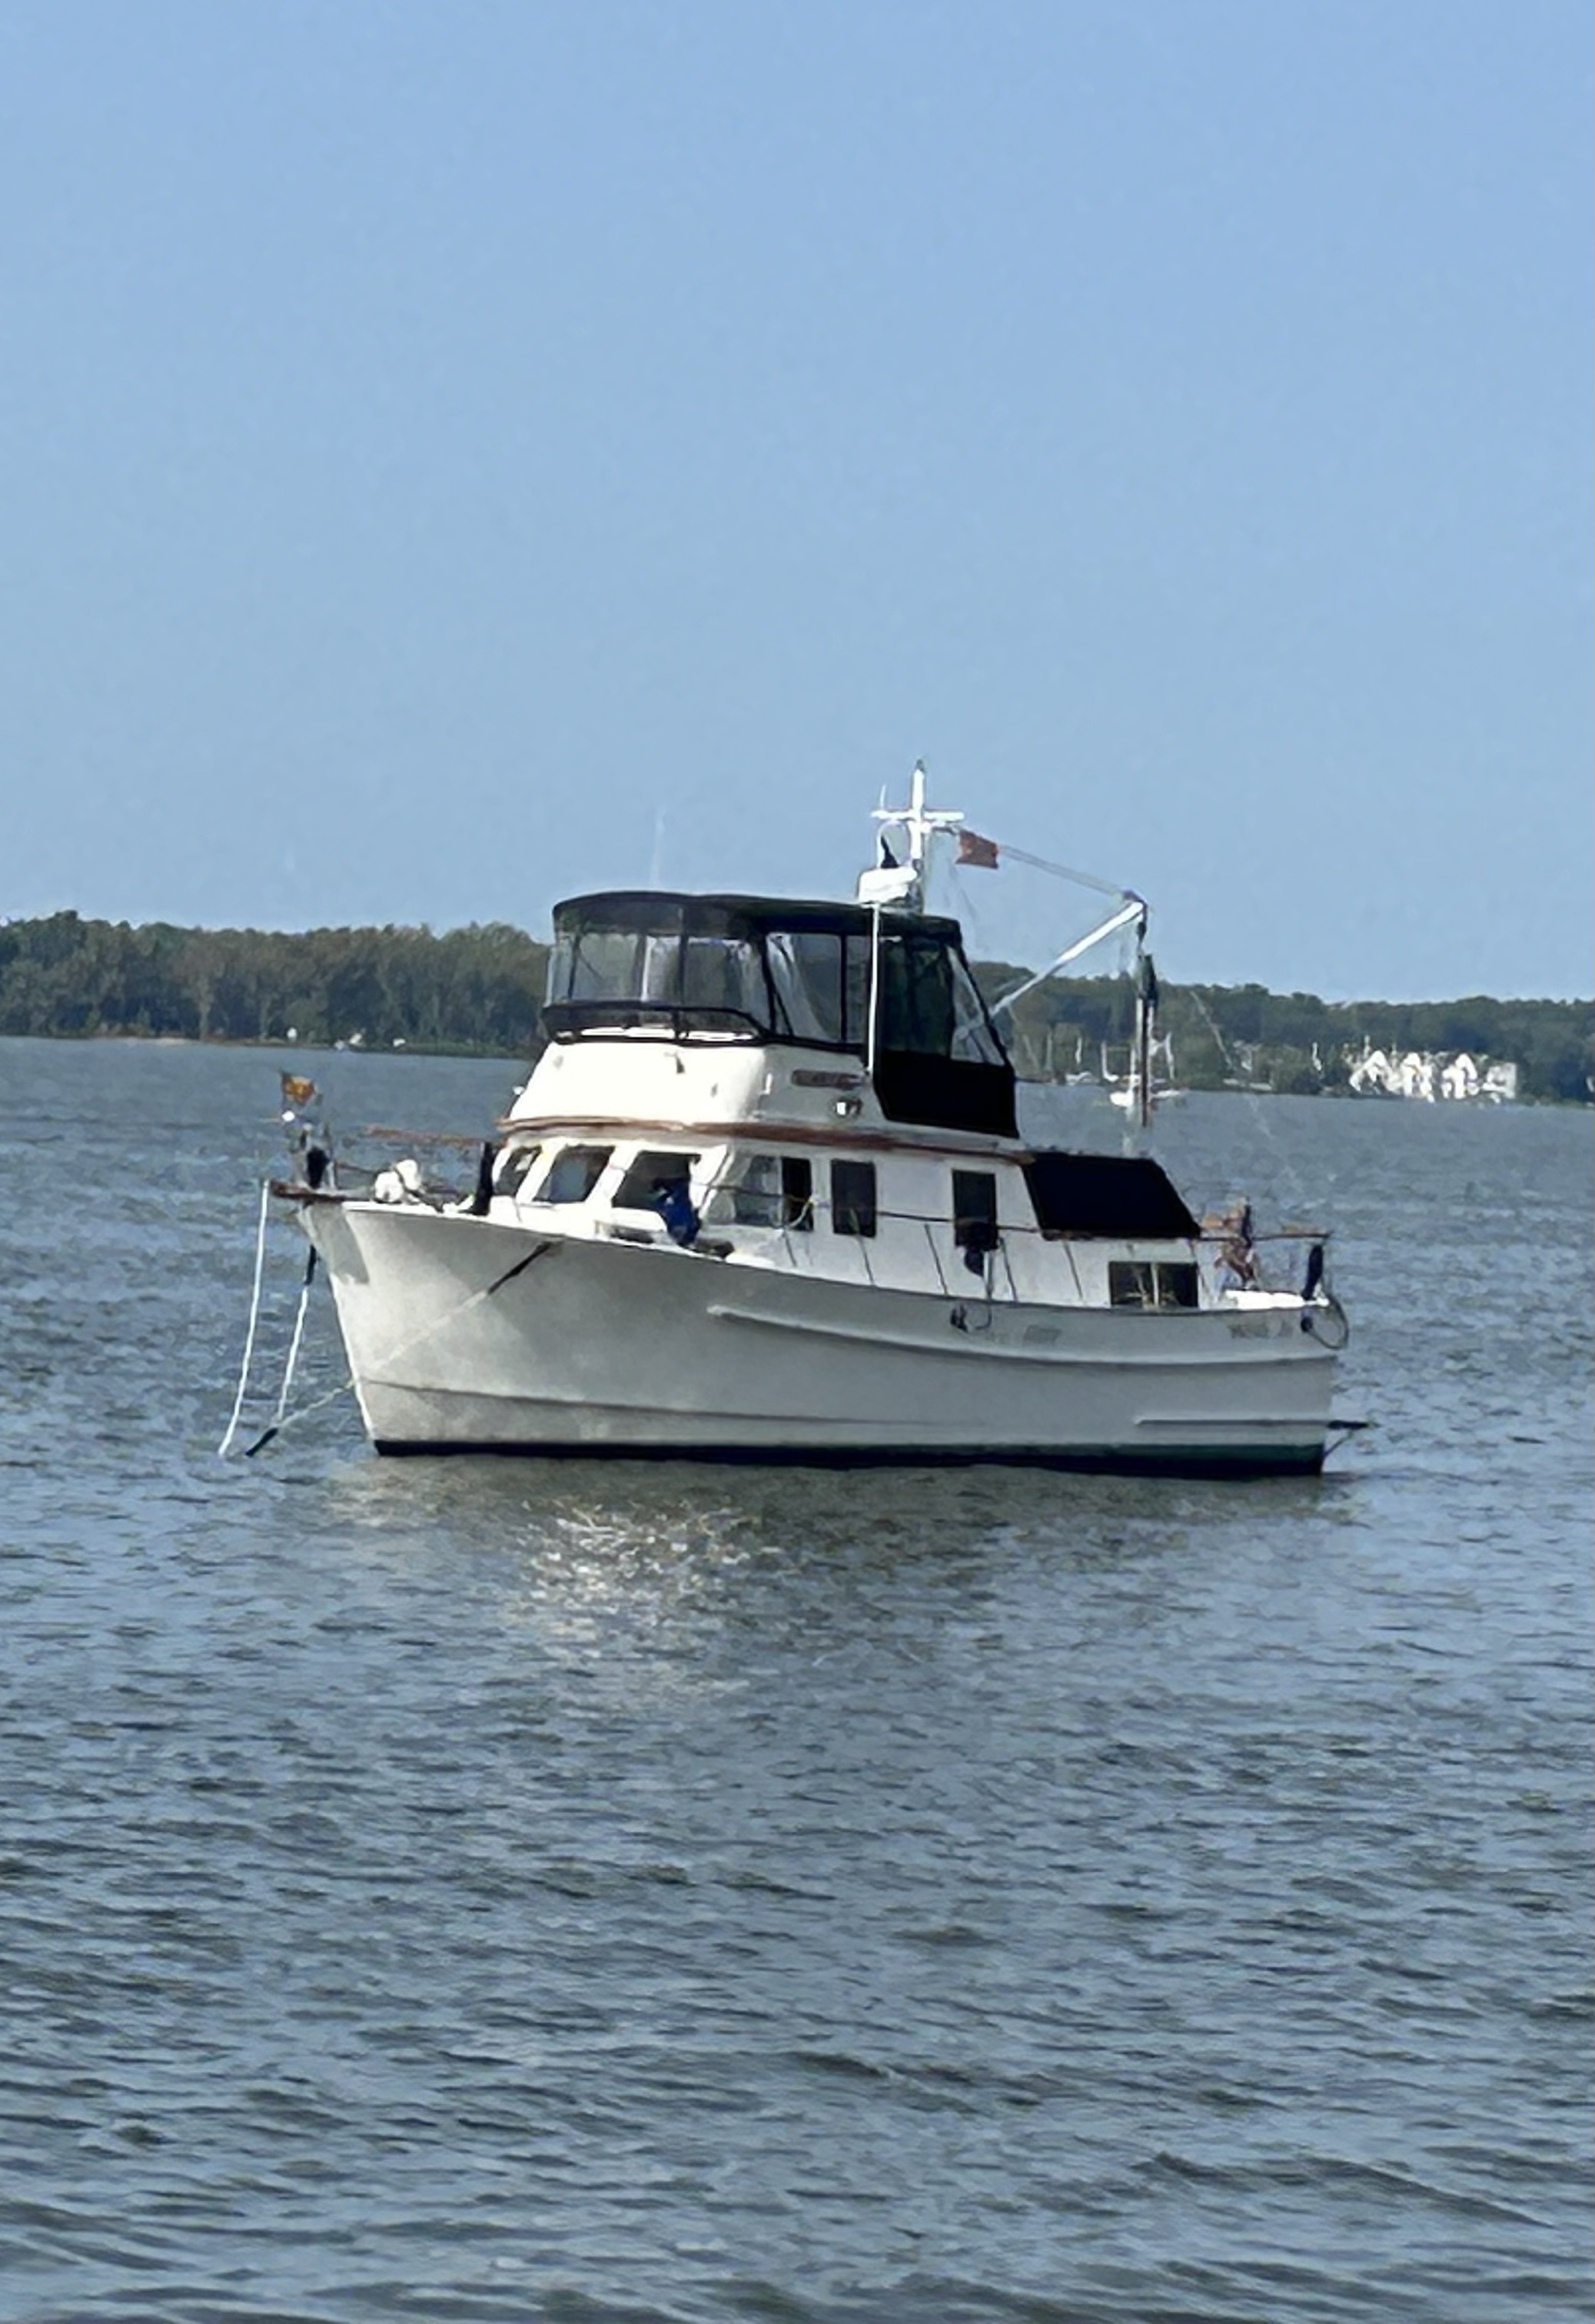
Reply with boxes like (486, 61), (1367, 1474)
(552, 892), (966, 946)
(1022, 1151), (1198, 1239)
(872, 1051), (1018, 1139)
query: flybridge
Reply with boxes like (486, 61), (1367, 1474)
(543, 889), (1018, 1137)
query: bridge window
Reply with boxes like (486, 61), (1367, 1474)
(767, 933), (844, 1044)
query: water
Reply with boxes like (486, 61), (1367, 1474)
(2, 1036), (1590, 2324)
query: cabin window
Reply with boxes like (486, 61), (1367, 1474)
(537, 1145), (613, 1204)
(613, 1149), (700, 1210)
(830, 1159), (877, 1238)
(704, 1152), (779, 1226)
(1109, 1260), (1200, 1310)
(719, 1154), (815, 1228)
(494, 1144), (542, 1198)
(952, 1170), (999, 1253)
(781, 1156), (814, 1230)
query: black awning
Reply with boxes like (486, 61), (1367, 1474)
(1022, 1151), (1198, 1239)
(551, 891), (965, 945)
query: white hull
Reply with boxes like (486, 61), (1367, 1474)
(303, 1203), (1339, 1475)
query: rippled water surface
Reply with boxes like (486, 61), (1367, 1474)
(2, 1038), (1590, 2323)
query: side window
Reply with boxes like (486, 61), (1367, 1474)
(830, 1159), (877, 1238)
(781, 1156), (813, 1230)
(494, 1144), (542, 1198)
(952, 1170), (999, 1252)
(1109, 1260), (1200, 1310)
(725, 1147), (818, 1227)
(537, 1145), (613, 1204)
(614, 1149), (700, 1210)
(706, 1153), (779, 1225)
(720, 1154), (816, 1228)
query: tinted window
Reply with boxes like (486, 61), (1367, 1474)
(614, 1149), (700, 1210)
(830, 1160), (877, 1237)
(537, 1146), (613, 1204)
(781, 1156), (814, 1230)
(494, 1144), (542, 1197)
(952, 1170), (999, 1251)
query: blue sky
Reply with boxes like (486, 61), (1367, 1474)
(1, 1), (1589, 1000)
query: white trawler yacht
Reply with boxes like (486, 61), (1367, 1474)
(282, 770), (1349, 1472)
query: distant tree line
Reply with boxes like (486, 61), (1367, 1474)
(0, 912), (548, 1057)
(1, 911), (1590, 1103)
(979, 968), (1593, 1106)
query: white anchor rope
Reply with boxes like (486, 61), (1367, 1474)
(238, 1356), (357, 1456)
(271, 1253), (317, 1429)
(216, 1178), (272, 1458)
(231, 1233), (557, 1457)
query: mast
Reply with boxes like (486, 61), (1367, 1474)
(856, 760), (967, 911)
(1131, 950), (1159, 1129)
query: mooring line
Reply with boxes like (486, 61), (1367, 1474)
(217, 1180), (272, 1459)
(237, 1235), (557, 1458)
(239, 1247), (321, 1456)
(274, 1250), (318, 1416)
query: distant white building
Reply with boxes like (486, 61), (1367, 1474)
(1347, 1044), (1396, 1095)
(1345, 1040), (1518, 1104)
(1394, 1051), (1436, 1102)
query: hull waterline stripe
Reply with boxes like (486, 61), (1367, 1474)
(367, 1439), (1328, 1477)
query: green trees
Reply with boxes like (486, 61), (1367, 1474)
(0, 915), (549, 1055)
(972, 960), (1590, 1104)
(0, 912), (1589, 1101)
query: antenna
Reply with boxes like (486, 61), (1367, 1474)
(856, 759), (967, 909)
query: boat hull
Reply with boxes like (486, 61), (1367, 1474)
(301, 1202), (1341, 1476)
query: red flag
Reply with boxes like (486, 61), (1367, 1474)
(281, 1072), (318, 1110)
(956, 829), (1000, 869)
